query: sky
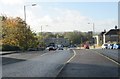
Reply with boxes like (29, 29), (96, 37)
(0, 0), (119, 33)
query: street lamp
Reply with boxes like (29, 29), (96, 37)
(40, 25), (48, 47)
(88, 23), (95, 35)
(23, 4), (36, 50)
(24, 4), (37, 23)
(41, 25), (48, 36)
(88, 22), (95, 48)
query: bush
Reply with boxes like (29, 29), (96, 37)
(2, 44), (21, 51)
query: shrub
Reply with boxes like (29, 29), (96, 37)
(2, 44), (21, 51)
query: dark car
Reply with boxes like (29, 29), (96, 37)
(48, 46), (55, 51)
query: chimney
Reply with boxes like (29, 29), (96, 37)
(115, 25), (117, 30)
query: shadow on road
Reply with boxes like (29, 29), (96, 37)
(2, 57), (26, 65)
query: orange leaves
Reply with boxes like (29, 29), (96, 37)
(2, 16), (38, 50)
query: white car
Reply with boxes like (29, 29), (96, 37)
(113, 44), (120, 49)
(57, 44), (63, 50)
(101, 44), (108, 49)
(107, 44), (114, 49)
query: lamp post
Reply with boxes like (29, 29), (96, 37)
(41, 25), (48, 36)
(88, 23), (95, 35)
(23, 4), (36, 50)
(40, 25), (48, 47)
(24, 4), (36, 23)
(88, 22), (95, 48)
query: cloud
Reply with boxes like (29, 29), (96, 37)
(0, 0), (25, 5)
(1, 2), (117, 33)
(29, 7), (117, 32)
(28, 8), (92, 32)
(94, 19), (118, 32)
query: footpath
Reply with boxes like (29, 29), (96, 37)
(0, 51), (21, 55)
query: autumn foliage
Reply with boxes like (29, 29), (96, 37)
(1, 16), (38, 50)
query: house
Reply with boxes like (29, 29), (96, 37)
(94, 27), (120, 46)
(103, 29), (120, 44)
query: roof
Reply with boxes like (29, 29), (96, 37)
(105, 29), (120, 35)
(99, 32), (106, 36)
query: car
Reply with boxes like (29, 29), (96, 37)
(46, 46), (50, 50)
(57, 44), (63, 50)
(46, 46), (56, 51)
(107, 44), (114, 49)
(58, 47), (63, 50)
(113, 44), (120, 49)
(101, 43), (108, 49)
(84, 44), (89, 49)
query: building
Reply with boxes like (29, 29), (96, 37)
(103, 29), (120, 44)
(93, 27), (120, 46)
(44, 37), (70, 47)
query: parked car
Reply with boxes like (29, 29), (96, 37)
(57, 44), (63, 50)
(58, 47), (63, 50)
(101, 43), (108, 49)
(113, 44), (120, 49)
(107, 44), (114, 49)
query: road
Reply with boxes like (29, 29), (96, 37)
(94, 49), (119, 62)
(57, 49), (119, 78)
(2, 50), (73, 77)
(1, 49), (120, 79)
(2, 51), (47, 65)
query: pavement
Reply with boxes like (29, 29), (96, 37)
(0, 51), (20, 55)
(57, 49), (119, 78)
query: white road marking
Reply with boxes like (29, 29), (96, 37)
(93, 50), (120, 66)
(56, 49), (76, 77)
(40, 53), (48, 56)
(66, 50), (76, 63)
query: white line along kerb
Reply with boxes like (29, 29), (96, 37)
(94, 50), (120, 66)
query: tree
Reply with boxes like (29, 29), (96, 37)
(2, 16), (38, 50)
(63, 31), (92, 45)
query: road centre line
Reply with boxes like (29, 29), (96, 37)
(40, 50), (57, 56)
(40, 53), (48, 56)
(66, 50), (76, 63)
(56, 49), (76, 77)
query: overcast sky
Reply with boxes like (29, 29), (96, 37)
(0, 0), (119, 32)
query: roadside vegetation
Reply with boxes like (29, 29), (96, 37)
(0, 16), (94, 51)
(1, 16), (38, 51)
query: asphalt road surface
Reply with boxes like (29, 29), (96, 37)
(57, 49), (119, 78)
(94, 49), (119, 62)
(2, 51), (47, 65)
(2, 50), (73, 77)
